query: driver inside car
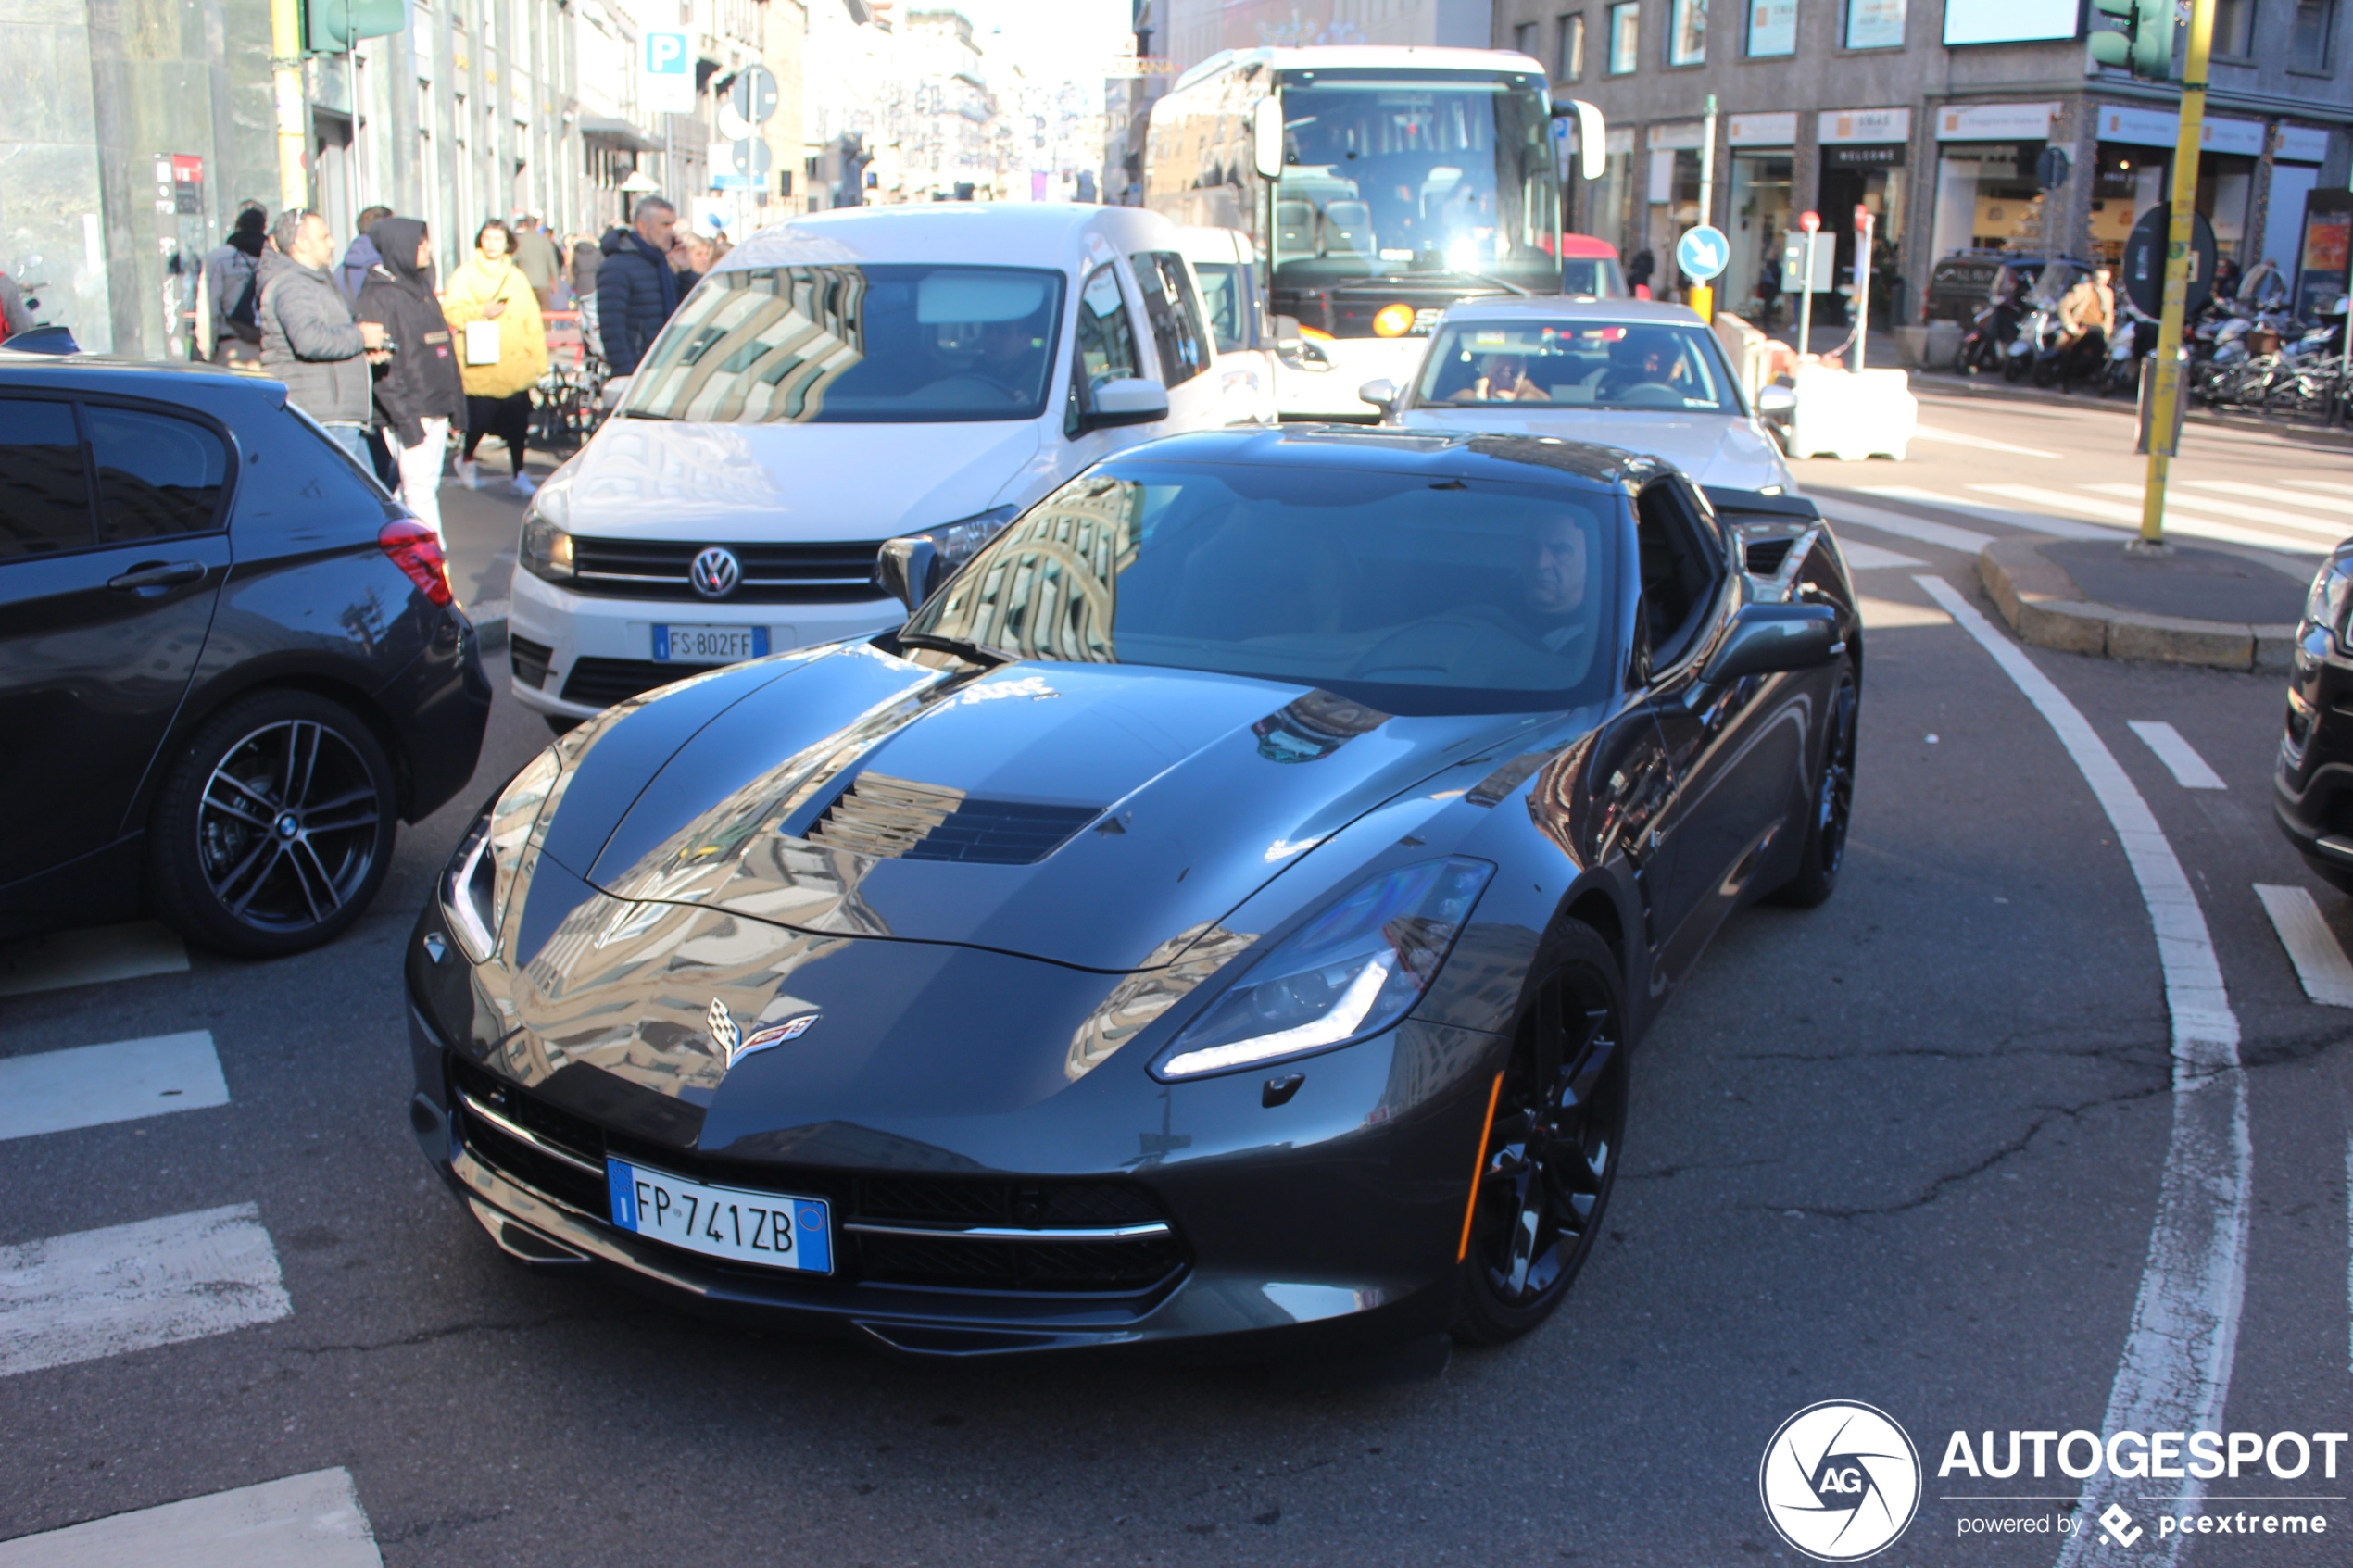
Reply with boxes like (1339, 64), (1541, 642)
(1451, 352), (1547, 404)
(1519, 512), (1592, 652)
(965, 316), (1045, 396)
(1593, 330), (1687, 400)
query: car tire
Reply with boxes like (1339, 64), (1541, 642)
(146, 689), (399, 959)
(1453, 922), (1629, 1348)
(1768, 661), (1858, 909)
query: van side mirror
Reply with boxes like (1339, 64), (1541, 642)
(875, 536), (939, 615)
(1699, 604), (1842, 685)
(1357, 378), (1399, 415)
(1083, 377), (1169, 431)
(1252, 98), (1285, 180)
(1756, 384), (1797, 415)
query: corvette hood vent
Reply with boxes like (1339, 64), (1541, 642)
(809, 771), (1103, 867)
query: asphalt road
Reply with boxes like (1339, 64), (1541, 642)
(4, 386), (2351, 1567)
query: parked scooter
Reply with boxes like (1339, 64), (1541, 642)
(2100, 296), (2157, 397)
(2004, 299), (2060, 383)
(1958, 277), (2030, 375)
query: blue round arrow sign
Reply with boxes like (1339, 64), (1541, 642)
(1676, 224), (1730, 283)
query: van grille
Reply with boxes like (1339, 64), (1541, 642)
(567, 537), (886, 603)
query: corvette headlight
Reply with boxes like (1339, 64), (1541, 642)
(439, 745), (564, 962)
(520, 487), (574, 583)
(1154, 858), (1494, 1080)
(2304, 552), (2353, 653)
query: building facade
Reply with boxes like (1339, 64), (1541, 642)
(1491, 0), (2353, 324)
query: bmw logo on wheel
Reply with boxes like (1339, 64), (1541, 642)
(690, 546), (742, 598)
(1759, 1400), (1921, 1562)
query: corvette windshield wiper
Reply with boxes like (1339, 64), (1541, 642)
(895, 631), (1018, 665)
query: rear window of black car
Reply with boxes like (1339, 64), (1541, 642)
(907, 459), (1624, 715)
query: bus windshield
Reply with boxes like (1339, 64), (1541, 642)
(1271, 69), (1559, 299)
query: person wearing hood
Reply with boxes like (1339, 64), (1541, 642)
(355, 217), (467, 539)
(441, 219), (550, 496)
(258, 208), (384, 464)
(198, 207), (269, 367)
(596, 196), (681, 375)
(338, 206), (391, 301)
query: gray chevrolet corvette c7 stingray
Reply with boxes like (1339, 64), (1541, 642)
(403, 424), (1860, 1372)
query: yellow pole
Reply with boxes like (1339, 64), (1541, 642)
(271, 0), (309, 215)
(2139, 0), (2215, 546)
(1689, 282), (1714, 322)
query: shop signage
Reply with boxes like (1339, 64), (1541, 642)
(1649, 121), (1706, 149)
(2097, 103), (2181, 148)
(1818, 107), (1911, 144)
(1825, 143), (1906, 168)
(1935, 101), (2058, 141)
(1942, 0), (2077, 45)
(1728, 111), (1798, 147)
(2200, 118), (2263, 157)
(2275, 125), (2330, 164)
(1605, 126), (1636, 155)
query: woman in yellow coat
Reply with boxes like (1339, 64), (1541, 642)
(441, 220), (549, 496)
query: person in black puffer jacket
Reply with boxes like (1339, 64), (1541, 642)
(356, 217), (467, 538)
(597, 198), (682, 375)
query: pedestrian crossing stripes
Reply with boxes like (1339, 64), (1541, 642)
(0, 1467), (380, 1567)
(2254, 884), (2353, 1009)
(2128, 722), (2227, 791)
(1831, 482), (2334, 562)
(1856, 484), (2114, 541)
(1833, 539), (1924, 571)
(1817, 497), (1994, 554)
(2181, 480), (2353, 520)
(2080, 482), (2347, 540)
(1969, 483), (2326, 555)
(0, 1033), (228, 1143)
(0, 1203), (291, 1378)
(2289, 481), (2353, 500)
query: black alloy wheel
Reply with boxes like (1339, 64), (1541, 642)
(1770, 661), (1858, 909)
(148, 689), (398, 958)
(1454, 925), (1629, 1347)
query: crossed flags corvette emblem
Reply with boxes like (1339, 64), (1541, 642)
(707, 997), (818, 1068)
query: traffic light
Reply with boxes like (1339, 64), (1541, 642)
(2089, 0), (2175, 79)
(305, 0), (406, 54)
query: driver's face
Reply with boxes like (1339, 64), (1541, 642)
(979, 320), (1034, 362)
(1527, 521), (1589, 617)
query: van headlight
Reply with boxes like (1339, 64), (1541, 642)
(520, 487), (575, 583)
(1153, 858), (1494, 1080)
(875, 505), (1016, 598)
(439, 746), (564, 962)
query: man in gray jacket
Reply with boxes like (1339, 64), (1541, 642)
(259, 208), (384, 464)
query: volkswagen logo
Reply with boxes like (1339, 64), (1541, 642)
(1758, 1401), (1920, 1561)
(689, 546), (741, 599)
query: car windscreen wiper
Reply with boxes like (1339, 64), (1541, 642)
(895, 631), (1018, 666)
(621, 408), (675, 420)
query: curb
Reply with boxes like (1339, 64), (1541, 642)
(469, 597), (510, 652)
(1975, 537), (2298, 672)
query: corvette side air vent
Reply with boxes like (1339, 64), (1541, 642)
(808, 772), (1101, 865)
(1743, 536), (1798, 576)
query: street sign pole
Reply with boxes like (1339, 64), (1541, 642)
(1797, 210), (1820, 362)
(2140, 0), (2217, 549)
(1698, 94), (1718, 248)
(1851, 206), (1874, 373)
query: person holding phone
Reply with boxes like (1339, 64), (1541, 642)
(355, 217), (466, 538)
(441, 220), (550, 496)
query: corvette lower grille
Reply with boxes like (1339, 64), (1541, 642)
(448, 1057), (1188, 1296)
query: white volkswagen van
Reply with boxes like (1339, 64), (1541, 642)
(508, 203), (1227, 725)
(1178, 225), (1278, 427)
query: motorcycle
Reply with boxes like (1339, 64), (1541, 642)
(1958, 285), (2028, 375)
(2003, 300), (2059, 383)
(2100, 297), (2157, 397)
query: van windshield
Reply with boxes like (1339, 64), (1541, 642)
(620, 264), (1067, 424)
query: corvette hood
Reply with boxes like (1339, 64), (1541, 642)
(523, 644), (1530, 973)
(1397, 406), (1788, 490)
(558, 417), (1042, 541)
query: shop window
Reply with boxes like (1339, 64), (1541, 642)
(1669, 0), (1707, 63)
(1559, 13), (1587, 80)
(1748, 0), (1798, 55)
(1609, 1), (1642, 72)
(1844, 0), (1906, 48)
(2290, 0), (2336, 62)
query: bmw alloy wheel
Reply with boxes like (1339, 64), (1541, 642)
(195, 718), (384, 933)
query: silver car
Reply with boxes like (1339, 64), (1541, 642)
(1365, 297), (1795, 493)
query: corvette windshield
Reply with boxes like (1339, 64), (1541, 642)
(1416, 320), (1735, 412)
(621, 264), (1065, 423)
(904, 460), (1621, 715)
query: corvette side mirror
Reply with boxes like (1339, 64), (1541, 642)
(875, 535), (939, 615)
(1700, 604), (1842, 684)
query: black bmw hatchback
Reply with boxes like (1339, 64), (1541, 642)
(0, 354), (491, 957)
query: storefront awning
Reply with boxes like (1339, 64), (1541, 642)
(579, 115), (661, 152)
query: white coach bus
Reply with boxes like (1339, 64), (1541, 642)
(1142, 45), (1603, 420)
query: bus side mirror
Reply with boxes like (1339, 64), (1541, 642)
(1551, 98), (1607, 182)
(1252, 98), (1285, 181)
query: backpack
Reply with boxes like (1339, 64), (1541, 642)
(224, 261), (261, 344)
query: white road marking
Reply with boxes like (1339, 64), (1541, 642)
(2078, 482), (2347, 540)
(2252, 884), (2353, 1008)
(1858, 484), (2114, 541)
(1818, 498), (1995, 553)
(2179, 479), (2353, 521)
(1969, 483), (2329, 557)
(0, 1467), (380, 1568)
(1857, 594), (1952, 628)
(2126, 721), (2228, 791)
(1913, 574), (2246, 1568)
(0, 922), (189, 999)
(2287, 480), (2353, 500)
(1837, 539), (1927, 570)
(0, 1204), (291, 1378)
(0, 1033), (228, 1143)
(1909, 422), (2064, 459)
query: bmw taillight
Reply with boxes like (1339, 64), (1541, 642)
(380, 519), (454, 607)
